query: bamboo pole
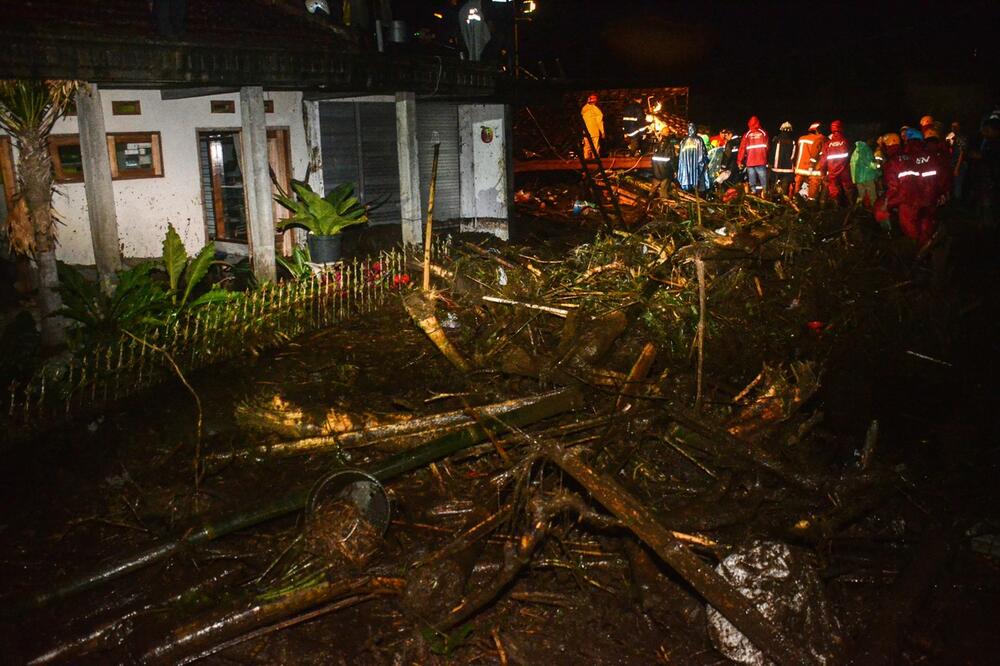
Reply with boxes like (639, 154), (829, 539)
(546, 447), (814, 666)
(423, 142), (440, 293)
(13, 388), (581, 612)
(695, 256), (707, 411)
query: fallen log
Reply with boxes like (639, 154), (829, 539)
(213, 391), (575, 461)
(141, 576), (404, 665)
(545, 446), (817, 666)
(12, 388), (583, 613)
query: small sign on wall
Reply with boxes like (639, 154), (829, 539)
(480, 126), (494, 144)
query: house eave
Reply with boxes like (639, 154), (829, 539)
(0, 32), (500, 97)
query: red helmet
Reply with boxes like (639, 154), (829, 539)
(587, 94), (598, 104)
(830, 119), (843, 132)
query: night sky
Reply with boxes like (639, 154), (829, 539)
(430, 0), (999, 136)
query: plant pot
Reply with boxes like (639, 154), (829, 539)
(307, 234), (342, 264)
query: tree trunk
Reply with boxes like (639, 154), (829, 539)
(20, 128), (65, 347)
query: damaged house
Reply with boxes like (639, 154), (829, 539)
(0, 0), (511, 281)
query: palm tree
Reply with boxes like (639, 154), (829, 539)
(0, 80), (78, 347)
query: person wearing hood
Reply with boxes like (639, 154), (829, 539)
(793, 122), (826, 200)
(770, 121), (797, 197)
(677, 122), (708, 194)
(737, 115), (769, 196)
(850, 139), (880, 209)
(818, 119), (853, 205)
(884, 128), (937, 245)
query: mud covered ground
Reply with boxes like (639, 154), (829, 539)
(2, 197), (999, 665)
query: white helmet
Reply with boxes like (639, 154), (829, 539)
(305, 0), (330, 14)
(780, 121), (793, 131)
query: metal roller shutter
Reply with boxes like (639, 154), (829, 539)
(319, 101), (401, 226)
(417, 103), (460, 222)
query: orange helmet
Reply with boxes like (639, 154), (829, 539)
(587, 94), (598, 104)
(881, 132), (901, 147)
(923, 127), (940, 139)
(919, 115), (934, 129)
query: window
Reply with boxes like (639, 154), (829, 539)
(264, 99), (274, 113)
(210, 100), (235, 114)
(106, 132), (164, 180)
(49, 135), (85, 183)
(111, 100), (142, 116)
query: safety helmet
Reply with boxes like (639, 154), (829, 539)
(780, 121), (793, 131)
(881, 132), (901, 147)
(904, 127), (924, 141)
(305, 0), (330, 14)
(919, 115), (934, 129)
(830, 119), (843, 132)
(923, 127), (940, 139)
(587, 94), (598, 104)
(808, 122), (821, 131)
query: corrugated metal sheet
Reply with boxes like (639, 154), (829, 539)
(417, 103), (460, 222)
(319, 101), (400, 226)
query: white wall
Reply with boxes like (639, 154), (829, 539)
(28, 89), (310, 265)
(459, 104), (510, 239)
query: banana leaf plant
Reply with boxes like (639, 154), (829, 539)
(161, 223), (233, 313)
(273, 181), (369, 237)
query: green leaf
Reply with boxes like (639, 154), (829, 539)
(181, 242), (216, 307)
(188, 288), (236, 308)
(162, 224), (188, 297)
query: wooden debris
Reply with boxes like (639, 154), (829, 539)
(546, 446), (817, 666)
(403, 290), (472, 373)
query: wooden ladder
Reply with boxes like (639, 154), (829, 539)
(577, 123), (625, 230)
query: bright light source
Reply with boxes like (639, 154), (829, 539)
(433, 12), (443, 19)
(520, 0), (537, 13)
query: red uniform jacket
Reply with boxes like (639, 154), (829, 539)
(818, 131), (851, 177)
(737, 116), (769, 168)
(884, 143), (933, 208)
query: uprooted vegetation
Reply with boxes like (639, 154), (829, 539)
(2, 190), (995, 665)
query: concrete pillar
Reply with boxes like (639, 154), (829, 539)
(394, 91), (422, 246)
(240, 86), (276, 282)
(76, 82), (121, 289)
(300, 99), (324, 248)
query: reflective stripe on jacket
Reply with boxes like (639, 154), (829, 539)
(771, 132), (797, 173)
(794, 133), (825, 176)
(818, 132), (850, 176)
(738, 128), (770, 167)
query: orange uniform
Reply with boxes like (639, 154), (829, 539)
(793, 130), (826, 199)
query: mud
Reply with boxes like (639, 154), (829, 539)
(1, 195), (999, 664)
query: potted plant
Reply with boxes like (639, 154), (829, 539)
(274, 180), (368, 263)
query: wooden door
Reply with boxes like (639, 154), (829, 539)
(266, 128), (294, 255)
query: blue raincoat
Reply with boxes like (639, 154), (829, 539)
(677, 123), (708, 192)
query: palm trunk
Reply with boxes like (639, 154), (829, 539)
(20, 128), (66, 347)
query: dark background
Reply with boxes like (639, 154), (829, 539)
(402, 0), (999, 137)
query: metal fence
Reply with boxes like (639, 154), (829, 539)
(5, 241), (449, 429)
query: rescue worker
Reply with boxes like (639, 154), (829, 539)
(770, 121), (797, 197)
(721, 129), (742, 187)
(580, 94), (604, 161)
(818, 120), (853, 205)
(651, 130), (679, 197)
(873, 133), (901, 231)
(946, 121), (968, 200)
(919, 115), (935, 134)
(677, 122), (708, 194)
(622, 96), (645, 154)
(737, 116), (769, 196)
(884, 128), (937, 245)
(707, 137), (727, 189)
(922, 127), (952, 204)
(793, 122), (825, 200)
(850, 139), (880, 209)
